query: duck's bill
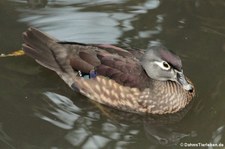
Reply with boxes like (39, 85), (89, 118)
(177, 71), (193, 92)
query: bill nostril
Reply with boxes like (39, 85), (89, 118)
(182, 84), (193, 91)
(189, 88), (193, 93)
(186, 84), (194, 93)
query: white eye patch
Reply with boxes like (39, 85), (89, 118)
(154, 61), (171, 70)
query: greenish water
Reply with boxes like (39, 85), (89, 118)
(0, 0), (225, 149)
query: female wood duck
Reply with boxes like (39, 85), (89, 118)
(22, 27), (195, 115)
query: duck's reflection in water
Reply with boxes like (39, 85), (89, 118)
(143, 123), (196, 146)
(34, 91), (196, 148)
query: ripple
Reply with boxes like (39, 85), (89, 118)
(34, 92), (81, 129)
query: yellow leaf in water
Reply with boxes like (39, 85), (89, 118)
(0, 50), (25, 57)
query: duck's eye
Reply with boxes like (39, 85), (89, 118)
(163, 61), (170, 69)
(154, 61), (171, 70)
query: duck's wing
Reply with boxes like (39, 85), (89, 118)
(57, 42), (151, 90)
(95, 45), (150, 89)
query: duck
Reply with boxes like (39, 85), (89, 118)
(22, 27), (195, 115)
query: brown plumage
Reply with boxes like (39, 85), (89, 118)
(22, 27), (195, 114)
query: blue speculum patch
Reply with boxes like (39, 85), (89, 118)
(89, 70), (97, 78)
(78, 70), (97, 79)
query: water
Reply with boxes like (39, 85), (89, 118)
(0, 0), (225, 148)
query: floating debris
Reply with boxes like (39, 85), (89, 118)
(0, 50), (25, 57)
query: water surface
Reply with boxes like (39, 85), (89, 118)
(0, 0), (225, 149)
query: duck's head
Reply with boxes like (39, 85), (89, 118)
(141, 45), (193, 92)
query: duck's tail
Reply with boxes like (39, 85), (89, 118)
(22, 27), (77, 86)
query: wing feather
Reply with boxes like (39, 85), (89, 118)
(59, 42), (151, 89)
